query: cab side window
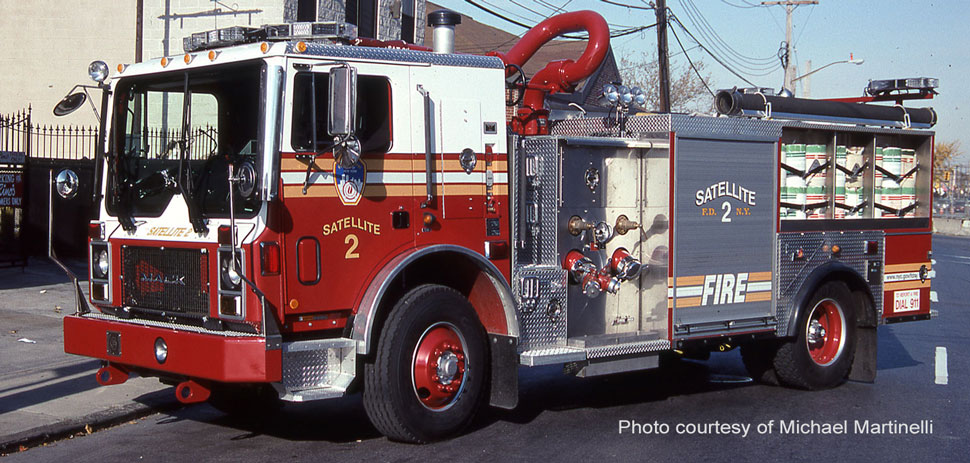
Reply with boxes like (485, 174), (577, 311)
(291, 72), (392, 153)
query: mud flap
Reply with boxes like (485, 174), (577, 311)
(489, 334), (518, 409)
(849, 326), (877, 383)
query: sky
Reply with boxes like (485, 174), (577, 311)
(431, 0), (969, 162)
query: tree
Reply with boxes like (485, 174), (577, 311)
(935, 140), (962, 181)
(618, 51), (713, 113)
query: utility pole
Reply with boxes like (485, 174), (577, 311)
(656, 0), (670, 112)
(762, 0), (818, 94)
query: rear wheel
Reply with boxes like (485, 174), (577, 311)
(774, 281), (856, 390)
(363, 284), (488, 443)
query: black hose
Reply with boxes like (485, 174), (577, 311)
(715, 90), (936, 127)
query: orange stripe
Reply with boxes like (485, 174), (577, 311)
(885, 280), (931, 291)
(667, 298), (674, 309)
(676, 275), (706, 286)
(748, 271), (772, 281)
(885, 262), (931, 273)
(745, 291), (772, 302)
(676, 296), (702, 308)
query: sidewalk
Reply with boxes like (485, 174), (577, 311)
(0, 258), (179, 454)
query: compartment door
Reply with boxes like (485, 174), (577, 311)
(672, 138), (776, 335)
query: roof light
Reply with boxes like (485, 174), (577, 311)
(208, 50), (219, 61)
(260, 42), (270, 54)
(116, 63), (127, 73)
(88, 60), (109, 83)
(183, 53), (194, 64)
(295, 41), (307, 53)
(160, 57), (170, 67)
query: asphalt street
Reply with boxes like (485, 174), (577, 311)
(5, 234), (968, 461)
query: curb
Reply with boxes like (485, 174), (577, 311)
(0, 392), (183, 455)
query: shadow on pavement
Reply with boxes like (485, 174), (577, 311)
(875, 325), (922, 371)
(0, 258), (87, 291)
(0, 361), (102, 414)
(144, 353), (757, 444)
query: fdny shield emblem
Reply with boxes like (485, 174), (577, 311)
(334, 160), (366, 205)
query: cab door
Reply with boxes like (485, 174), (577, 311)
(278, 59), (413, 320)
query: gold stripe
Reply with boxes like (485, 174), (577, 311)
(676, 275), (706, 286)
(748, 271), (772, 281)
(885, 262), (931, 273)
(667, 298), (674, 309)
(745, 291), (773, 302)
(667, 277), (674, 286)
(885, 280), (931, 291)
(676, 296), (702, 308)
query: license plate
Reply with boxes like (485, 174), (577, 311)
(893, 289), (920, 313)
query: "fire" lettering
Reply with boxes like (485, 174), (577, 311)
(701, 273), (748, 305)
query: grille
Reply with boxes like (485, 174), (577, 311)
(122, 246), (210, 316)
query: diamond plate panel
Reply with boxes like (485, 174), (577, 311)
(671, 114), (781, 140)
(282, 339), (356, 391)
(585, 339), (671, 359)
(513, 266), (568, 352)
(289, 42), (504, 69)
(514, 137), (561, 265)
(776, 231), (884, 336)
(552, 114), (782, 141)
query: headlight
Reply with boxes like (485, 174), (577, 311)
(219, 251), (243, 291)
(94, 249), (109, 278)
(88, 60), (109, 83)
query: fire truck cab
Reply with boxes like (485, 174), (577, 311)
(54, 9), (937, 443)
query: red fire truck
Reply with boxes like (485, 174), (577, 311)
(51, 9), (938, 443)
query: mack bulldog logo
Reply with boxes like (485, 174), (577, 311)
(135, 261), (185, 293)
(335, 160), (366, 206)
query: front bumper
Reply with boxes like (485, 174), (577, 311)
(64, 313), (281, 383)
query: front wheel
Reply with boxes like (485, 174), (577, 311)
(774, 281), (857, 390)
(363, 285), (488, 443)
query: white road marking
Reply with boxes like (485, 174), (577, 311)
(935, 346), (948, 385)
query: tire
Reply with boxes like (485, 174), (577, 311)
(774, 281), (857, 390)
(208, 383), (282, 420)
(740, 342), (779, 385)
(363, 284), (488, 443)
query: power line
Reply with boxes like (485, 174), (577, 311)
(599, 0), (655, 11)
(679, 0), (778, 69)
(720, 0), (762, 8)
(669, 13), (759, 87)
(668, 18), (715, 98)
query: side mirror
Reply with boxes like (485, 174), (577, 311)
(329, 66), (357, 136)
(55, 168), (80, 199)
(53, 93), (87, 117)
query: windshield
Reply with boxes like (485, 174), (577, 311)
(107, 60), (263, 220)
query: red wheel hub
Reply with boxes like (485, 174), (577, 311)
(806, 299), (845, 366)
(412, 323), (467, 410)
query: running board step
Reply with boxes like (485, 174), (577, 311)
(280, 338), (356, 402)
(519, 336), (671, 366)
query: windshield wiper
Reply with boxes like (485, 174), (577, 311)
(175, 72), (208, 235)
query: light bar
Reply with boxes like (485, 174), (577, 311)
(184, 26), (260, 52)
(182, 22), (358, 53)
(867, 77), (939, 95)
(263, 22), (357, 41)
